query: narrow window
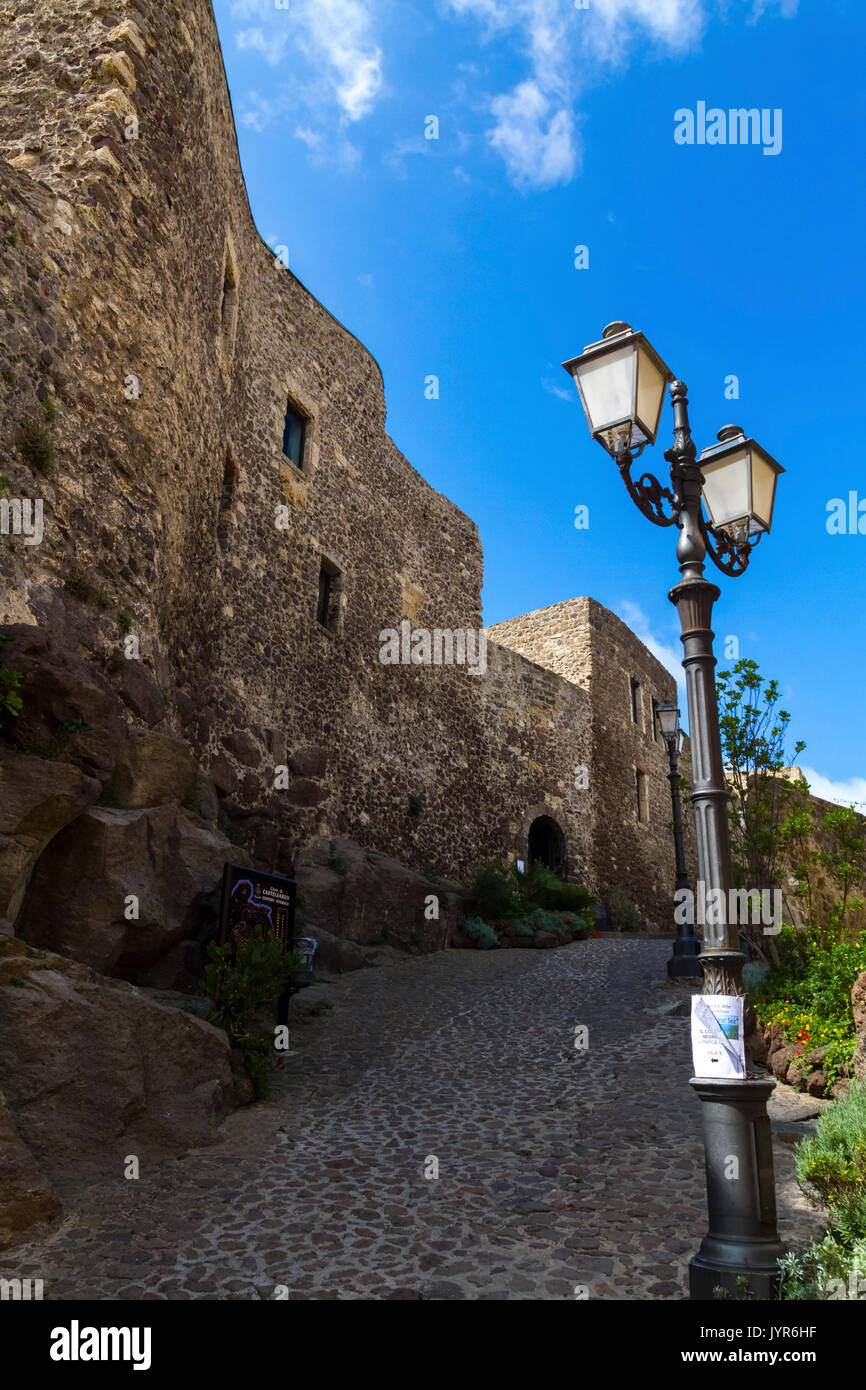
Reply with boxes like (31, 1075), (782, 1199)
(282, 403), (306, 471)
(316, 566), (331, 627)
(217, 445), (238, 552)
(630, 678), (641, 724)
(651, 698), (660, 741)
(635, 769), (649, 823)
(219, 239), (239, 359)
(316, 559), (341, 632)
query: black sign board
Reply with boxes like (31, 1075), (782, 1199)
(218, 863), (296, 956)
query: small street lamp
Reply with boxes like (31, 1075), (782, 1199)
(564, 321), (786, 1299)
(655, 702), (702, 980)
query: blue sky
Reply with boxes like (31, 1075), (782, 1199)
(212, 0), (864, 805)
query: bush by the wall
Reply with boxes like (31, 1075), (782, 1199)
(462, 916), (500, 950)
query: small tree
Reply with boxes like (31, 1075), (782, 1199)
(717, 658), (808, 960)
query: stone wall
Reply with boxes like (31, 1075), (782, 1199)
(0, 0), (686, 930)
(490, 598), (697, 925)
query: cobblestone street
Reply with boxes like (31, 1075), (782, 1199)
(1, 939), (824, 1300)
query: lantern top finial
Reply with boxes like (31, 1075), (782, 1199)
(602, 321), (632, 339)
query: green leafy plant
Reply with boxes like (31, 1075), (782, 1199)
(717, 659), (809, 962)
(17, 421), (54, 473)
(1, 368), (15, 385)
(42, 395), (57, 421)
(777, 1083), (866, 1299)
(63, 572), (91, 600)
(606, 885), (642, 933)
(467, 861), (520, 920)
(202, 927), (301, 1101)
(755, 930), (866, 1093)
(0, 633), (24, 731)
(328, 845), (347, 875)
(712, 1275), (759, 1301)
(117, 609), (133, 632)
(461, 916), (499, 950)
(466, 859), (596, 922)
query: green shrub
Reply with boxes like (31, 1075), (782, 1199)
(742, 960), (770, 995)
(796, 1080), (866, 1210)
(754, 931), (866, 1093)
(0, 633), (23, 730)
(777, 1082), (866, 1299)
(117, 608), (133, 631)
(201, 926), (301, 1099)
(517, 907), (569, 936)
(467, 859), (596, 921)
(328, 846), (347, 875)
(606, 886), (642, 932)
(461, 915), (499, 950)
(467, 862), (520, 921)
(518, 862), (596, 915)
(18, 422), (54, 473)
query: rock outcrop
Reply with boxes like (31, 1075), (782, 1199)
(18, 804), (240, 980)
(0, 937), (234, 1249)
(296, 836), (464, 953)
(0, 747), (100, 923)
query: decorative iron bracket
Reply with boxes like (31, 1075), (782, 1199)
(701, 514), (760, 577)
(615, 447), (681, 528)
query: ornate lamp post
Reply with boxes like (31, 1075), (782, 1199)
(656, 702), (702, 979)
(563, 322), (786, 1299)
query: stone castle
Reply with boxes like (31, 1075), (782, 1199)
(0, 0), (691, 943)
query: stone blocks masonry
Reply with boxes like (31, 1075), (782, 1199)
(0, 0), (691, 929)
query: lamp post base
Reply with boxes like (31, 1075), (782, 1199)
(688, 1077), (786, 1301)
(667, 935), (703, 979)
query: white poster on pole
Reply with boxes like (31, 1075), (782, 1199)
(690, 995), (747, 1079)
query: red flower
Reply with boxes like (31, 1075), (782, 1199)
(503, 922), (509, 929)
(594, 931), (602, 938)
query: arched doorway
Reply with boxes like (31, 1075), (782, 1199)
(527, 815), (567, 877)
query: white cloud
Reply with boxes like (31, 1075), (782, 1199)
(489, 82), (578, 190)
(542, 375), (574, 401)
(798, 767), (866, 812)
(444, 0), (796, 188)
(231, 0), (383, 143)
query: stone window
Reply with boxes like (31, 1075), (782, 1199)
(217, 444), (238, 552)
(635, 768), (650, 823)
(219, 236), (239, 360)
(316, 558), (342, 632)
(651, 697), (660, 741)
(282, 400), (308, 472)
(630, 677), (642, 725)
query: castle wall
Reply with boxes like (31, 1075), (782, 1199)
(0, 0), (683, 927)
(490, 599), (697, 925)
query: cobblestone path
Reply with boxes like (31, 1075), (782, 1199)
(1, 939), (823, 1299)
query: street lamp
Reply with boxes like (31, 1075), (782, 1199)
(655, 703), (702, 979)
(564, 322), (787, 1300)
